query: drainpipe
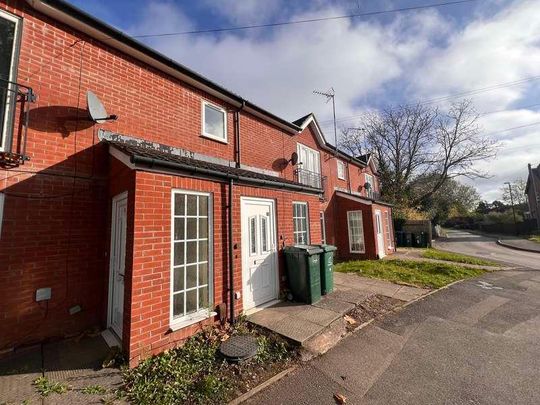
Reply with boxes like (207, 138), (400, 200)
(228, 177), (235, 323)
(234, 101), (245, 169)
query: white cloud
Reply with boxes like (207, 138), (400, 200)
(127, 0), (540, 200)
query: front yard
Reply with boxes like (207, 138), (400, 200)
(421, 248), (500, 266)
(335, 259), (487, 289)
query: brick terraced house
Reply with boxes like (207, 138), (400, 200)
(0, 0), (394, 366)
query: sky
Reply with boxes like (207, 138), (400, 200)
(67, 0), (540, 202)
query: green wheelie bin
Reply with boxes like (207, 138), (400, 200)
(283, 245), (323, 304)
(315, 244), (337, 295)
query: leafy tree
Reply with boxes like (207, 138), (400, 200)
(501, 179), (527, 206)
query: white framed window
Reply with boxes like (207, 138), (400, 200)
(170, 190), (213, 328)
(0, 9), (22, 153)
(384, 211), (393, 249)
(337, 160), (346, 180)
(365, 174), (374, 198)
(201, 100), (227, 143)
(347, 211), (365, 253)
(297, 143), (321, 188)
(319, 211), (326, 245)
(293, 202), (310, 244)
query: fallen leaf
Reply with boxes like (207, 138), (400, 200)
(220, 333), (230, 342)
(334, 393), (347, 404)
(343, 315), (357, 325)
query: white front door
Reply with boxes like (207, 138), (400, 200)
(375, 210), (386, 258)
(241, 197), (278, 311)
(108, 192), (127, 339)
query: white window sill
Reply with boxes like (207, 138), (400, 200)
(169, 311), (217, 332)
(201, 133), (228, 144)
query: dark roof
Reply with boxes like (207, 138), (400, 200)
(107, 140), (322, 194)
(356, 153), (371, 164)
(292, 113), (312, 127)
(32, 0), (300, 133)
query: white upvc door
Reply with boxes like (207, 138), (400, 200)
(241, 197), (278, 311)
(108, 192), (128, 339)
(375, 210), (386, 258)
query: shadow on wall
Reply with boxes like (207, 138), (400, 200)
(28, 106), (94, 138)
(0, 146), (109, 351)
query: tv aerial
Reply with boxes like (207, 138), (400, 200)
(86, 91), (118, 123)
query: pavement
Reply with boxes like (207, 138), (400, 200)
(0, 334), (123, 404)
(496, 237), (540, 254)
(248, 272), (429, 351)
(245, 231), (540, 404)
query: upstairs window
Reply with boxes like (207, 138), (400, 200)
(297, 143), (321, 188)
(0, 10), (21, 152)
(337, 160), (346, 180)
(293, 202), (310, 244)
(365, 174), (374, 198)
(202, 101), (227, 143)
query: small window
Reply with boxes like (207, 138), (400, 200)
(171, 190), (212, 325)
(293, 202), (310, 245)
(319, 211), (326, 244)
(347, 211), (365, 253)
(0, 10), (22, 152)
(337, 160), (346, 180)
(365, 174), (374, 198)
(202, 101), (227, 143)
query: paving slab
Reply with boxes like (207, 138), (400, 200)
(0, 345), (43, 404)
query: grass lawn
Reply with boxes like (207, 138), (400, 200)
(421, 248), (500, 266)
(529, 234), (540, 244)
(335, 259), (487, 289)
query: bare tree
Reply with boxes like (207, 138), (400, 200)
(340, 99), (498, 207)
(501, 179), (527, 206)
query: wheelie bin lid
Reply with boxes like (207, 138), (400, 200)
(315, 244), (337, 252)
(284, 245), (323, 255)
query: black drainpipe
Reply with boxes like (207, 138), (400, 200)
(234, 101), (245, 169)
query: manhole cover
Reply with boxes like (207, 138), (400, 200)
(219, 335), (258, 362)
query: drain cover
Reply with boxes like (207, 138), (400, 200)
(219, 335), (258, 362)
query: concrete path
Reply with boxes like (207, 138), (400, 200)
(248, 273), (429, 346)
(497, 237), (540, 254)
(0, 335), (123, 404)
(246, 247), (540, 404)
(435, 229), (540, 269)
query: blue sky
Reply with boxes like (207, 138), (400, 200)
(67, 0), (540, 201)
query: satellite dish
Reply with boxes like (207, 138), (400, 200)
(364, 182), (371, 190)
(87, 91), (118, 123)
(290, 152), (299, 166)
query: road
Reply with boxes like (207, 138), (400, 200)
(246, 231), (540, 404)
(435, 229), (540, 269)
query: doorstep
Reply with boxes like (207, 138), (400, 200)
(248, 273), (430, 355)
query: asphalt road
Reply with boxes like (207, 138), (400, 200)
(435, 229), (540, 269)
(246, 232), (540, 404)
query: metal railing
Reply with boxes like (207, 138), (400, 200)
(0, 78), (36, 166)
(294, 167), (324, 190)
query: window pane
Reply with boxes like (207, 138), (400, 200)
(173, 266), (184, 292)
(186, 264), (198, 289)
(249, 216), (257, 254)
(186, 240), (197, 264)
(0, 16), (16, 138)
(261, 216), (268, 252)
(186, 289), (197, 314)
(187, 217), (197, 239)
(199, 240), (208, 262)
(198, 263), (208, 285)
(173, 293), (184, 318)
(187, 195), (198, 215)
(199, 217), (208, 239)
(174, 242), (184, 265)
(199, 196), (208, 215)
(174, 218), (185, 241)
(174, 194), (185, 216)
(199, 286), (209, 309)
(204, 104), (225, 138)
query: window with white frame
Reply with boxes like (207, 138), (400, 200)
(384, 211), (393, 248)
(347, 211), (365, 253)
(0, 10), (21, 152)
(171, 191), (212, 325)
(202, 101), (227, 143)
(293, 202), (310, 244)
(297, 143), (321, 188)
(319, 211), (326, 244)
(365, 174), (374, 198)
(337, 160), (346, 180)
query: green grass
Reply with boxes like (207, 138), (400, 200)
(33, 376), (69, 396)
(81, 385), (107, 395)
(421, 248), (499, 266)
(335, 259), (487, 289)
(529, 234), (540, 244)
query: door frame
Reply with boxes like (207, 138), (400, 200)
(107, 191), (128, 339)
(374, 209), (386, 258)
(240, 196), (279, 312)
